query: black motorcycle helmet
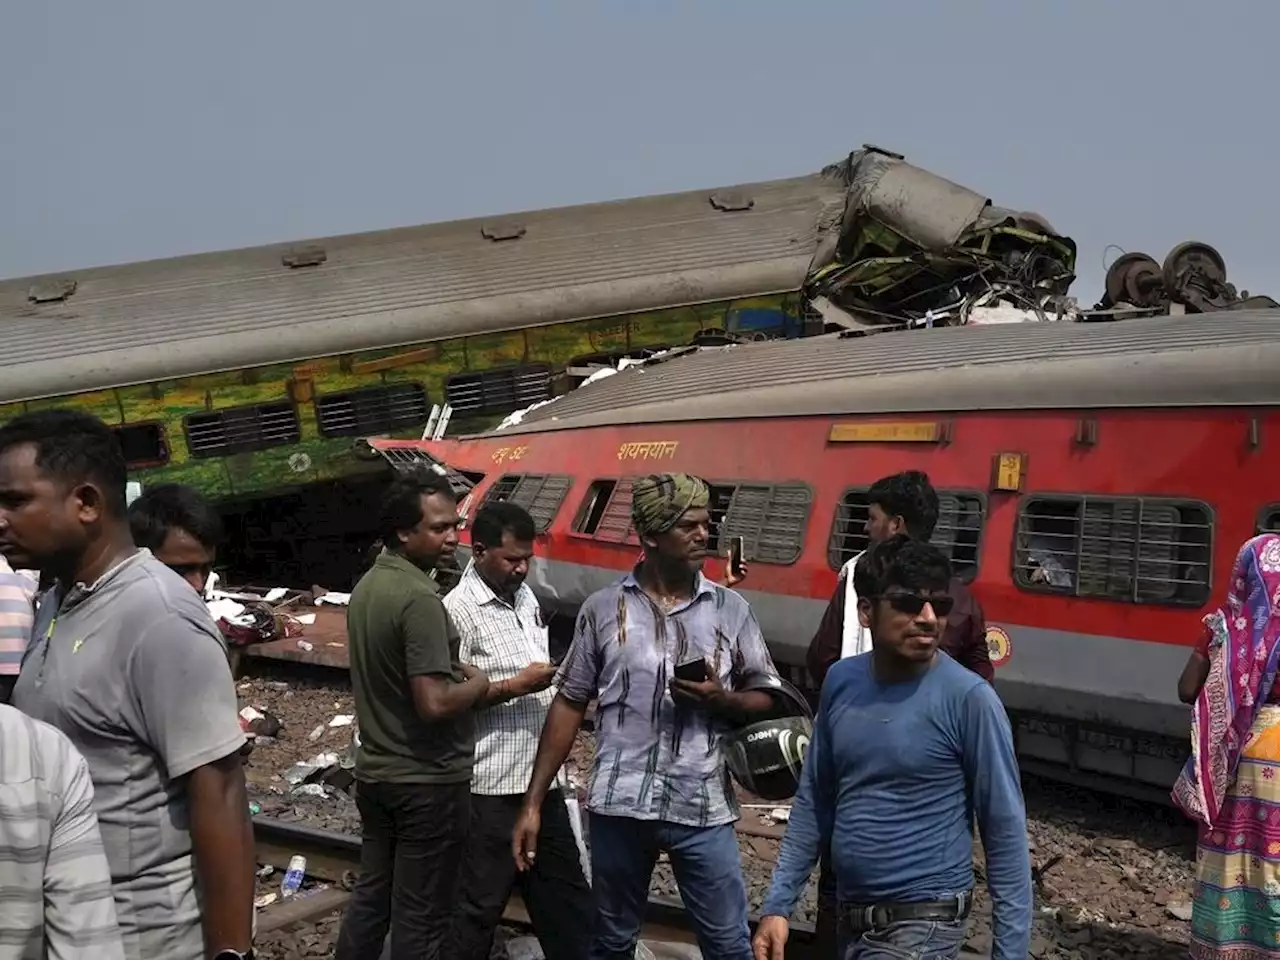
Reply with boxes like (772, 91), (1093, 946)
(722, 671), (815, 802)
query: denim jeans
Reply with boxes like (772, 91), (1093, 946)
(587, 812), (753, 960)
(839, 919), (968, 959)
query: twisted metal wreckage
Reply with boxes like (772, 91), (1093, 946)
(797, 144), (1274, 335)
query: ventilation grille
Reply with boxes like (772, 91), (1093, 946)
(446, 366), (553, 416)
(186, 402), (300, 458)
(316, 383), (429, 437)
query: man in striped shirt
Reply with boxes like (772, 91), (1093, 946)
(514, 474), (780, 960)
(444, 502), (593, 960)
(0, 703), (125, 958)
(0, 553), (36, 704)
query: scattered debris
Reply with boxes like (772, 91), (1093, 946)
(1166, 901), (1193, 922)
(281, 855), (307, 898)
(282, 752), (341, 787)
(239, 706), (283, 740)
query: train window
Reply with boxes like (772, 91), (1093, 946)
(316, 383), (430, 438)
(714, 482), (813, 566)
(1258, 505), (1280, 534)
(573, 478), (639, 544)
(112, 423), (169, 469)
(185, 402), (301, 458)
(446, 365), (553, 416)
(1014, 495), (1213, 606)
(480, 473), (573, 533)
(827, 488), (985, 582)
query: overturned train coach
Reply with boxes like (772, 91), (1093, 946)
(370, 309), (1280, 799)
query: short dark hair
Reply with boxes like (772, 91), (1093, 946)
(471, 501), (536, 550)
(867, 470), (939, 541)
(128, 484), (224, 551)
(0, 410), (128, 515)
(853, 534), (952, 599)
(378, 468), (456, 544)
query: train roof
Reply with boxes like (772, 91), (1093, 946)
(0, 171), (845, 404)
(488, 309), (1280, 435)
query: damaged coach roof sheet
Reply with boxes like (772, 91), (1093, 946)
(490, 309), (1280, 435)
(0, 172), (845, 403)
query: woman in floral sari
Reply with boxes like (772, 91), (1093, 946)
(1174, 533), (1280, 958)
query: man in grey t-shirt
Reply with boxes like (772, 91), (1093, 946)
(0, 411), (255, 960)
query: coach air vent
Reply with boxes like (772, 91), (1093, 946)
(281, 245), (327, 268)
(481, 221), (527, 242)
(709, 191), (754, 212)
(27, 278), (77, 303)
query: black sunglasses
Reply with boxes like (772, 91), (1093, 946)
(879, 591), (955, 618)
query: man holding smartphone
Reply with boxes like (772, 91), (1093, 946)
(513, 473), (779, 960)
(444, 501), (593, 960)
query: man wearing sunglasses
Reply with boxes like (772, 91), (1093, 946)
(754, 536), (1031, 960)
(803, 471), (994, 950)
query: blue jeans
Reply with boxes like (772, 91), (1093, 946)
(839, 919), (968, 959)
(586, 812), (752, 960)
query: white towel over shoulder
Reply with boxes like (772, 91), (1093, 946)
(839, 551), (872, 659)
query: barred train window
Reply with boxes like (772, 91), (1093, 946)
(712, 482), (812, 565)
(481, 474), (572, 533)
(1014, 495), (1212, 606)
(446, 365), (553, 416)
(827, 489), (985, 582)
(1258, 505), (1280, 534)
(185, 402), (301, 458)
(572, 476), (811, 565)
(316, 383), (429, 438)
(574, 478), (639, 544)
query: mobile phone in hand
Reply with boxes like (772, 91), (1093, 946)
(728, 536), (745, 580)
(674, 657), (708, 683)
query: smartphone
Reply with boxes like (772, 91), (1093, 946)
(728, 536), (745, 580)
(674, 656), (708, 683)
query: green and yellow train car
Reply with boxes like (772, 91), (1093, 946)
(0, 169), (843, 586)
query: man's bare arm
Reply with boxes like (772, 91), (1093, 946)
(188, 751), (255, 956)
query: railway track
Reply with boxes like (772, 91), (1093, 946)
(239, 646), (1186, 807)
(253, 816), (820, 957)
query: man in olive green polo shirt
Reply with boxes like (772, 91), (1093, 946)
(335, 469), (490, 960)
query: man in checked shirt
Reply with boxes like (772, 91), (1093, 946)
(445, 501), (593, 960)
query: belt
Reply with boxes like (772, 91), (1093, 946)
(837, 891), (972, 934)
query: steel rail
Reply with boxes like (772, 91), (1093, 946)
(252, 815), (819, 956)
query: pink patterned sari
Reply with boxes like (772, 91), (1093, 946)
(1173, 535), (1280, 957)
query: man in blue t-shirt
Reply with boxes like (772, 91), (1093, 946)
(753, 536), (1032, 960)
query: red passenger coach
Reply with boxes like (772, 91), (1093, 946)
(372, 309), (1280, 798)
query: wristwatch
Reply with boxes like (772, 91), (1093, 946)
(213, 951), (254, 960)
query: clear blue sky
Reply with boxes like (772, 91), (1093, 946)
(1, 1), (1273, 303)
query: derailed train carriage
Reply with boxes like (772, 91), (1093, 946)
(370, 309), (1280, 798)
(0, 143), (1094, 590)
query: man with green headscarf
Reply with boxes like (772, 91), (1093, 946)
(514, 473), (779, 959)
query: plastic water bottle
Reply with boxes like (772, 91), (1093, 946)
(281, 855), (306, 898)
